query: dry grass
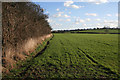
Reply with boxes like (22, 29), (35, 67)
(2, 2), (52, 74)
(2, 34), (52, 74)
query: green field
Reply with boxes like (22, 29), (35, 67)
(5, 33), (119, 78)
(72, 29), (119, 33)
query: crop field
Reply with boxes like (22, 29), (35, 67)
(72, 29), (119, 33)
(5, 33), (119, 78)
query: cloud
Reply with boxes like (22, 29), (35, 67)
(66, 19), (71, 21)
(54, 23), (62, 27)
(109, 23), (118, 28)
(68, 12), (71, 14)
(83, 24), (87, 26)
(45, 11), (49, 14)
(75, 19), (79, 24)
(103, 20), (118, 24)
(87, 0), (108, 5)
(53, 12), (70, 18)
(95, 2), (101, 5)
(85, 13), (97, 16)
(104, 20), (108, 23)
(97, 23), (100, 26)
(99, 0), (108, 3)
(59, 19), (63, 21)
(47, 19), (52, 22)
(103, 21), (118, 28)
(75, 22), (79, 24)
(71, 5), (84, 9)
(115, 13), (118, 17)
(96, 18), (101, 21)
(53, 14), (61, 18)
(75, 19), (85, 24)
(71, 5), (79, 9)
(58, 14), (61, 17)
(56, 8), (60, 11)
(86, 18), (91, 21)
(79, 6), (84, 8)
(64, 0), (84, 9)
(64, 1), (74, 7)
(79, 19), (85, 23)
(53, 12), (64, 18)
(107, 14), (112, 17)
(64, 14), (70, 18)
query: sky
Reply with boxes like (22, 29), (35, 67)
(33, 0), (118, 30)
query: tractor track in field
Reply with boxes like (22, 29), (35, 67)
(62, 38), (74, 67)
(18, 35), (54, 78)
(34, 35), (54, 58)
(78, 48), (98, 64)
(65, 51), (73, 66)
(93, 40), (113, 46)
(78, 48), (119, 77)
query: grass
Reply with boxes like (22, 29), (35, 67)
(3, 33), (119, 79)
(3, 36), (52, 78)
(72, 29), (119, 33)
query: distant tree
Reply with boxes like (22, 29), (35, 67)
(97, 27), (100, 30)
(103, 26), (110, 33)
(93, 28), (96, 30)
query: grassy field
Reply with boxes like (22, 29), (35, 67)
(72, 29), (119, 33)
(4, 33), (119, 79)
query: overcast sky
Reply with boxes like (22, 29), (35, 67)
(34, 0), (118, 30)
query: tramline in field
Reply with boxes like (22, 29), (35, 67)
(5, 33), (118, 78)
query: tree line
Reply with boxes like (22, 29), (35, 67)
(52, 27), (119, 33)
(2, 2), (52, 72)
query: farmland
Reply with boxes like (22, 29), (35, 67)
(4, 33), (119, 78)
(53, 29), (119, 34)
(73, 29), (119, 33)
